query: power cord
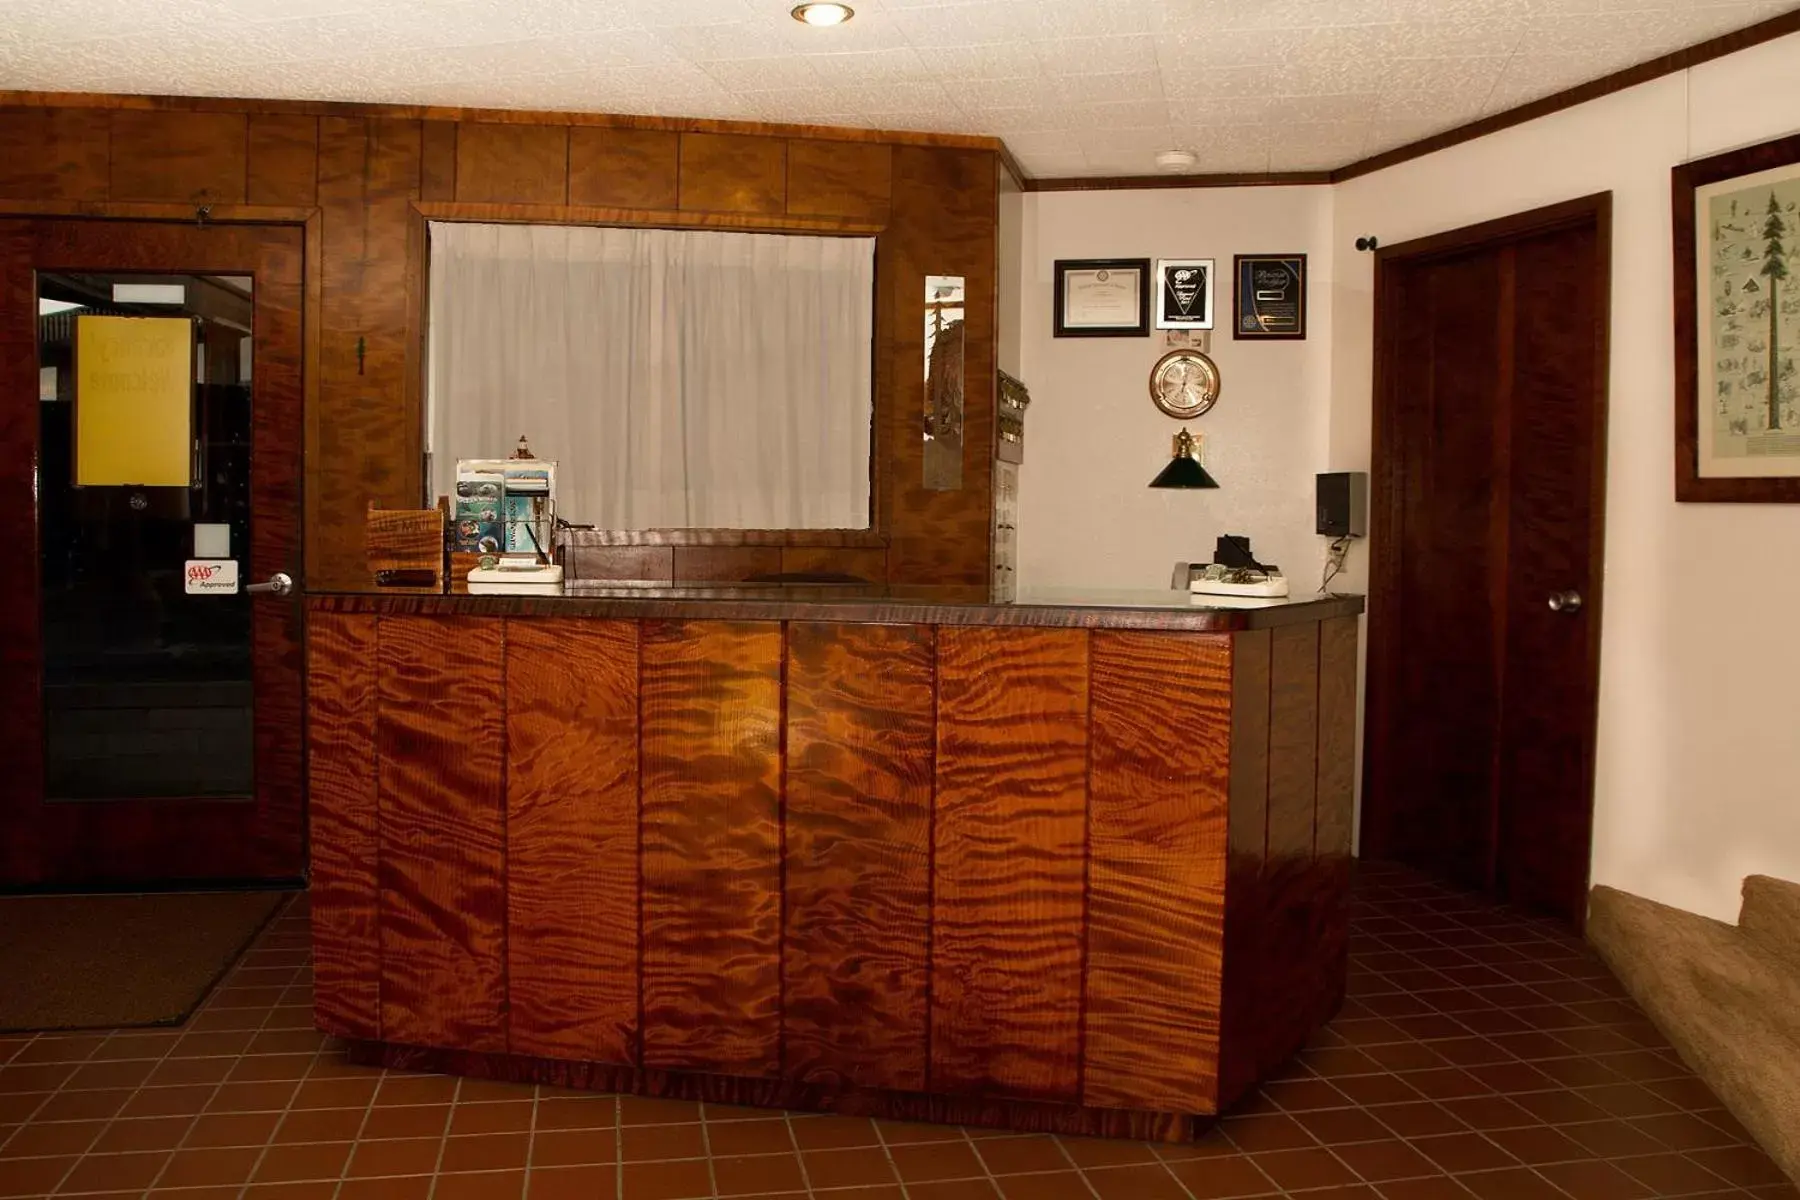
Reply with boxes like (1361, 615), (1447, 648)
(1319, 535), (1358, 595)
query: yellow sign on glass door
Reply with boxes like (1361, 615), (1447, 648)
(74, 315), (193, 487)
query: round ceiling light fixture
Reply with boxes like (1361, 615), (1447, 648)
(792, 2), (854, 26)
(1155, 149), (1199, 173)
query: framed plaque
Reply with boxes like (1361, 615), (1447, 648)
(1154, 258), (1214, 330)
(1233, 254), (1308, 340)
(1053, 258), (1149, 337)
(1674, 130), (1800, 502)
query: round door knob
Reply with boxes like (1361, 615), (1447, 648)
(1547, 590), (1583, 614)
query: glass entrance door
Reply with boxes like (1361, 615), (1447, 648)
(39, 273), (257, 800)
(0, 220), (305, 887)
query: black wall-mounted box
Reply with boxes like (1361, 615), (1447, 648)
(1316, 471), (1367, 538)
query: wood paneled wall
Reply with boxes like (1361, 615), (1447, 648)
(306, 606), (1359, 1134)
(0, 96), (1001, 591)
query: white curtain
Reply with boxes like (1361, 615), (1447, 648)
(427, 221), (874, 530)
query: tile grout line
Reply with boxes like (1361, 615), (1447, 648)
(779, 1108), (817, 1200)
(424, 1075), (464, 1200)
(228, 935), (317, 1200)
(868, 1117), (912, 1200)
(57, 966), (261, 1198)
(46, 896), (305, 1197)
(697, 1100), (720, 1198)
(519, 1079), (540, 1198)
(328, 1059), (387, 1200)
(1049, 1134), (1104, 1199)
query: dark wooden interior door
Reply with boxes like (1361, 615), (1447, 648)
(1363, 194), (1611, 927)
(0, 218), (305, 887)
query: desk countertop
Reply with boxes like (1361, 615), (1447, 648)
(308, 584), (1364, 632)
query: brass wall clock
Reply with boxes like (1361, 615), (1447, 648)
(1149, 348), (1220, 419)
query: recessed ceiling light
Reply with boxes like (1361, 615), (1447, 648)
(792, 2), (854, 27)
(1155, 149), (1199, 173)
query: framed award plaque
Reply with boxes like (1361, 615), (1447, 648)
(1154, 258), (1214, 330)
(1233, 254), (1308, 340)
(1053, 259), (1150, 337)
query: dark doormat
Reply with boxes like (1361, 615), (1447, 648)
(0, 890), (291, 1032)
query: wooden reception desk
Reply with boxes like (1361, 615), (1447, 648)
(305, 585), (1363, 1140)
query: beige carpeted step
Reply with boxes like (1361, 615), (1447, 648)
(1741, 874), (1800, 973)
(1588, 885), (1800, 1186)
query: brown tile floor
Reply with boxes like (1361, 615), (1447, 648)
(1, 861), (1794, 1199)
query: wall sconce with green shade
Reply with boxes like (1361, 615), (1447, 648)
(1149, 428), (1219, 489)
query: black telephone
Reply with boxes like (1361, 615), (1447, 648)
(1173, 535), (1290, 597)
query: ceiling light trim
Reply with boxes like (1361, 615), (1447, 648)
(791, 3), (855, 27)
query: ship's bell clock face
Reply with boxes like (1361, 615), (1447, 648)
(1149, 349), (1220, 419)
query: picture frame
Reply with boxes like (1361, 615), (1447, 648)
(1674, 129), (1800, 503)
(1154, 258), (1214, 330)
(1053, 258), (1150, 337)
(1233, 253), (1308, 340)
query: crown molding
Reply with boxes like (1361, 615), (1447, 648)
(1002, 7), (1800, 191)
(1020, 170), (1331, 191)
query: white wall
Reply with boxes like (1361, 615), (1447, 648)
(1016, 186), (1338, 592)
(1328, 32), (1800, 921)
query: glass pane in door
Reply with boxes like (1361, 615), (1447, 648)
(37, 273), (255, 800)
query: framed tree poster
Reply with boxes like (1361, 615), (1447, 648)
(1675, 130), (1800, 502)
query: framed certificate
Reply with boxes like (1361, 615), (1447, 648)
(1154, 258), (1214, 330)
(1233, 254), (1308, 340)
(1053, 258), (1150, 337)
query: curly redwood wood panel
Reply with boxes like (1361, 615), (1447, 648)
(932, 627), (1088, 1103)
(304, 590), (1366, 633)
(504, 618), (641, 1065)
(783, 622), (934, 1092)
(312, 116), (422, 592)
(376, 615), (508, 1054)
(1311, 615), (1361, 1030)
(640, 620), (784, 1077)
(346, 1040), (1196, 1142)
(1218, 627), (1271, 1109)
(1084, 632), (1231, 1114)
(1258, 622), (1324, 1086)
(306, 611), (380, 1040)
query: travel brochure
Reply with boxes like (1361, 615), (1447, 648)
(453, 458), (555, 555)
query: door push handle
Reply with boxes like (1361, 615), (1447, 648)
(1547, 589), (1583, 614)
(246, 572), (295, 597)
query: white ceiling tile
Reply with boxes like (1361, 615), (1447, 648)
(650, 20), (796, 60)
(1376, 56), (1510, 99)
(1166, 95), (1275, 126)
(1365, 117), (1459, 155)
(1031, 2), (1162, 38)
(1157, 27), (1310, 68)
(965, 107), (1065, 135)
(950, 77), (1062, 112)
(884, 1), (1035, 48)
(0, 0), (1784, 180)
(1260, 94), (1378, 125)
(1269, 146), (1356, 171)
(1000, 130), (1079, 156)
(1161, 65), (1279, 101)
(700, 56), (825, 91)
(926, 41), (1047, 76)
(1024, 150), (1094, 175)
(1031, 35), (1162, 76)
(1379, 17), (1529, 57)
(1052, 71), (1166, 106)
(803, 47), (933, 85)
(1062, 100), (1175, 131)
